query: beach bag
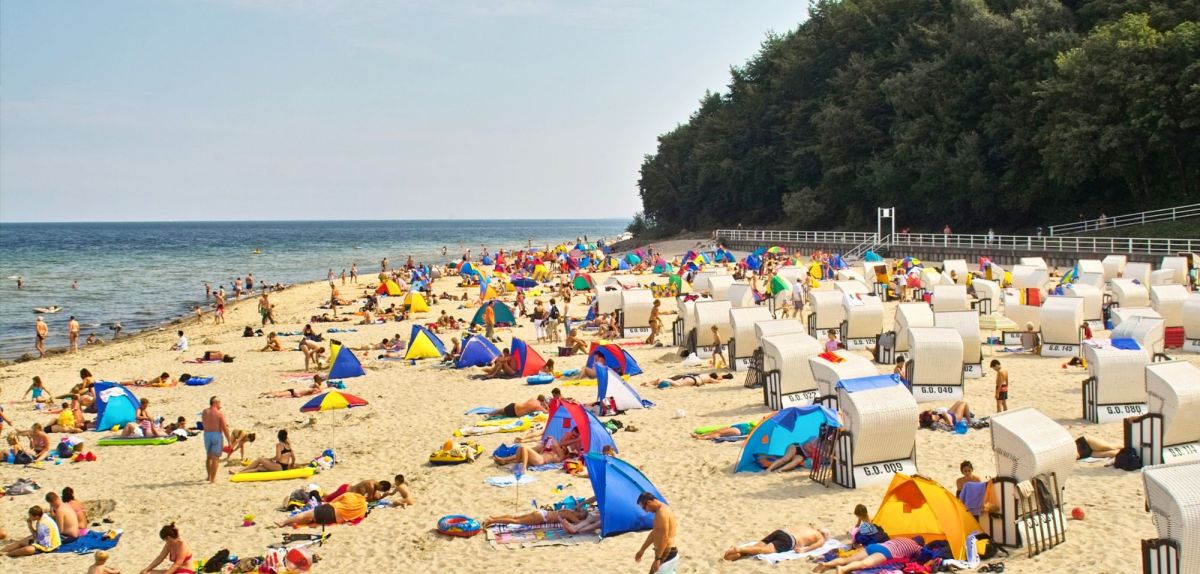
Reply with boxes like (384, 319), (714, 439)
(12, 452), (34, 466)
(916, 540), (953, 562)
(202, 549), (230, 572)
(1114, 447), (1143, 471)
(975, 533), (1008, 560)
(853, 526), (888, 546)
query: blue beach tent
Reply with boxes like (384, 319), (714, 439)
(735, 405), (840, 473)
(543, 399), (616, 455)
(93, 382), (140, 431)
(585, 453), (668, 537)
(455, 335), (500, 368)
(328, 341), (367, 379)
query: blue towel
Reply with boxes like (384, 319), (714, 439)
(328, 380), (346, 389)
(57, 531), (121, 554)
(492, 443), (519, 458)
(326, 327), (357, 333)
(959, 481), (987, 515)
(466, 407), (495, 415)
(1111, 338), (1141, 351)
(183, 376), (213, 386)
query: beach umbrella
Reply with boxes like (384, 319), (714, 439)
(512, 277), (537, 289)
(300, 390), (369, 449)
(767, 246), (785, 254)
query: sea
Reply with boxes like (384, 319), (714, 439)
(0, 219), (629, 360)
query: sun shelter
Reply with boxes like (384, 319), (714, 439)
(455, 335), (499, 368)
(830, 375), (918, 488)
(894, 303), (934, 355)
(471, 300), (516, 326)
(1038, 297), (1084, 357)
(616, 288), (654, 338)
(835, 270), (870, 292)
(873, 474), (982, 560)
(807, 290), (845, 338)
(375, 279), (402, 296)
(726, 282), (756, 308)
(328, 342), (366, 379)
(808, 352), (877, 409)
(1152, 269), (1178, 286)
(841, 294), (883, 350)
(404, 324), (446, 360)
(1082, 339), (1149, 423)
(692, 271), (726, 296)
(1141, 461), (1200, 574)
(906, 327), (965, 402)
(1161, 256), (1190, 286)
(93, 382), (140, 431)
(1125, 262), (1154, 286)
(1102, 255), (1127, 281)
(1001, 301), (1040, 346)
(596, 366), (650, 411)
(543, 399), (617, 455)
(735, 405), (840, 473)
(1112, 278), (1151, 308)
(586, 343), (642, 375)
(584, 453), (667, 537)
(749, 319), (805, 387)
(572, 273), (595, 291)
(704, 275), (735, 300)
(1151, 284), (1190, 328)
(728, 306), (774, 371)
(934, 310), (983, 378)
(403, 291), (430, 313)
(510, 338), (546, 377)
(1127, 361), (1200, 467)
(1019, 257), (1048, 270)
(691, 300), (733, 358)
(1062, 284), (1103, 324)
(932, 285), (969, 313)
(1184, 293), (1200, 352)
(1112, 314), (1166, 358)
(761, 332), (823, 409)
(1111, 306), (1161, 329)
(986, 407), (1074, 550)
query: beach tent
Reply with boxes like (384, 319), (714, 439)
(668, 275), (691, 295)
(625, 253), (641, 265)
(93, 382), (139, 431)
(585, 453), (667, 537)
(481, 254), (494, 265)
(543, 399), (617, 455)
(458, 261), (482, 277)
(735, 405), (840, 472)
(586, 343), (643, 376)
(873, 473), (982, 561)
(470, 300), (516, 326)
(375, 279), (402, 296)
(455, 335), (499, 368)
(573, 274), (596, 291)
(404, 324), (446, 360)
(597, 365), (651, 410)
(328, 341), (366, 379)
(403, 291), (430, 313)
(510, 338), (547, 377)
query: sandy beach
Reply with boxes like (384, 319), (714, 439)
(0, 240), (1189, 573)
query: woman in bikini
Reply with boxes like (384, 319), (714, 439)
(644, 372), (734, 388)
(232, 429), (296, 475)
(139, 522), (193, 574)
(120, 399), (166, 438)
(482, 507), (587, 528)
(259, 375), (326, 399)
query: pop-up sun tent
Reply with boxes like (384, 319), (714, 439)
(597, 366), (652, 410)
(93, 382), (140, 431)
(735, 405), (840, 473)
(404, 324), (446, 360)
(375, 279), (402, 296)
(586, 343), (643, 376)
(328, 341), (366, 379)
(585, 453), (667, 537)
(471, 300), (516, 327)
(544, 399), (617, 455)
(455, 335), (500, 368)
(873, 473), (982, 561)
(572, 273), (595, 291)
(510, 338), (547, 377)
(403, 291), (429, 313)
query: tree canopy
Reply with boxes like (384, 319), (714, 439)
(633, 0), (1200, 237)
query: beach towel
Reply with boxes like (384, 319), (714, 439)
(485, 475), (536, 488)
(1111, 338), (1141, 351)
(485, 523), (600, 548)
(326, 328), (357, 333)
(526, 463), (564, 472)
(755, 538), (843, 564)
(958, 481), (987, 516)
(466, 407), (496, 415)
(817, 351), (845, 363)
(56, 531), (121, 554)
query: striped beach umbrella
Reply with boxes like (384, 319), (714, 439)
(299, 390), (369, 413)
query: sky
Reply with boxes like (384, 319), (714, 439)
(0, 0), (807, 222)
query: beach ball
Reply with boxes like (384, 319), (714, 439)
(1071, 507), (1085, 520)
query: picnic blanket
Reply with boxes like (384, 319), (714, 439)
(485, 523), (600, 548)
(57, 531), (121, 554)
(755, 538), (844, 564)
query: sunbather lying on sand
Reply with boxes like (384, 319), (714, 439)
(482, 507), (587, 528)
(275, 491), (367, 527)
(756, 438), (820, 472)
(644, 372), (733, 388)
(813, 535), (924, 573)
(724, 524), (829, 560)
(485, 395), (548, 418)
(691, 422), (755, 440)
(259, 374), (326, 398)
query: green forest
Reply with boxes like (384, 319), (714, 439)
(632, 0), (1200, 237)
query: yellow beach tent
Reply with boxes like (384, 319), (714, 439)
(872, 473), (982, 561)
(404, 291), (430, 313)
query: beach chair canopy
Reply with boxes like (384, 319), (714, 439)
(990, 407), (1075, 484)
(837, 375), (918, 465)
(1145, 361), (1200, 448)
(1143, 461), (1200, 574)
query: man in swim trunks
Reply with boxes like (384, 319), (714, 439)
(723, 524), (829, 560)
(488, 395), (548, 418)
(635, 493), (678, 574)
(201, 396), (231, 484)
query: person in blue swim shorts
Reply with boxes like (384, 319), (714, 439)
(200, 396), (231, 484)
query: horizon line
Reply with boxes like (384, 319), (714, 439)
(0, 216), (634, 225)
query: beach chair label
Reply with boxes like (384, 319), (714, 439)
(779, 390), (818, 407)
(911, 385), (963, 403)
(1002, 331), (1024, 346)
(1162, 441), (1200, 464)
(620, 326), (651, 337)
(1183, 338), (1200, 352)
(1096, 402), (1147, 424)
(851, 459), (917, 488)
(693, 344), (716, 359)
(1041, 343), (1080, 358)
(962, 363), (984, 379)
(846, 337), (874, 350)
(732, 356), (754, 371)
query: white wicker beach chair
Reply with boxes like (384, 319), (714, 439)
(1151, 270), (1177, 286)
(1184, 293), (1200, 351)
(1127, 361), (1200, 467)
(1141, 461), (1200, 574)
(1103, 255), (1127, 282)
(1111, 278), (1151, 308)
(906, 327), (964, 401)
(1160, 257), (1189, 287)
(1003, 304), (1041, 333)
(934, 310), (983, 376)
(1063, 284), (1103, 322)
(932, 284), (969, 312)
(972, 279), (1001, 315)
(942, 259), (969, 285)
(987, 407), (1075, 549)
(706, 275), (735, 301)
(673, 298), (697, 349)
(1151, 285), (1190, 328)
(597, 288), (623, 315)
(809, 352), (878, 407)
(616, 288), (653, 337)
(1112, 314), (1166, 357)
(894, 302), (934, 353)
(1039, 297), (1084, 355)
(692, 300), (733, 357)
(920, 267), (945, 289)
(1011, 265), (1049, 298)
(807, 290), (846, 337)
(754, 318), (804, 342)
(775, 265), (806, 286)
(728, 306), (774, 370)
(726, 282), (756, 308)
(761, 332), (823, 409)
(1112, 306), (1163, 328)
(832, 381), (919, 488)
(1125, 262), (1154, 286)
(835, 270), (870, 292)
(1078, 259), (1104, 278)
(691, 271), (723, 295)
(1019, 257), (1048, 270)
(1082, 341), (1150, 423)
(842, 294), (883, 347)
(834, 279), (870, 296)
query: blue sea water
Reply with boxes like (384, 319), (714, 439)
(0, 219), (628, 360)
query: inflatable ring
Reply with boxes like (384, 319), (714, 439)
(429, 442), (484, 465)
(437, 515), (481, 538)
(526, 374), (555, 385)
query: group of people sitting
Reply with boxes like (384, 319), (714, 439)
(1, 486), (90, 556)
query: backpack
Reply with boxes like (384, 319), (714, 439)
(1114, 447), (1143, 471)
(976, 532), (1008, 560)
(852, 527), (888, 546)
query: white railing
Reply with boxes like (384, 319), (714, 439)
(1048, 204), (1200, 236)
(715, 229), (877, 245)
(845, 235), (888, 261)
(718, 229), (1200, 256)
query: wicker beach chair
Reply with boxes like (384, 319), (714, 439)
(728, 306), (773, 370)
(972, 279), (1000, 315)
(1063, 284), (1103, 323)
(1142, 461), (1200, 574)
(1112, 278), (1151, 308)
(1127, 361), (1200, 466)
(616, 288), (653, 338)
(692, 300), (733, 356)
(841, 294), (883, 346)
(1112, 314), (1166, 358)
(1184, 293), (1200, 351)
(807, 290), (845, 337)
(1103, 254), (1127, 282)
(942, 259), (969, 285)
(932, 284), (969, 312)
(987, 407), (1074, 550)
(830, 377), (918, 488)
(1151, 285), (1190, 328)
(761, 332), (823, 409)
(1019, 257), (1048, 270)
(809, 351), (878, 409)
(934, 310), (983, 376)
(1160, 256), (1189, 287)
(1082, 341), (1150, 423)
(1125, 262), (1154, 286)
(726, 282), (756, 308)
(747, 319), (805, 388)
(894, 302), (934, 354)
(1039, 296), (1084, 354)
(906, 327), (965, 401)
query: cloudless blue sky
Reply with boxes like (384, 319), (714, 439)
(1, 1), (807, 222)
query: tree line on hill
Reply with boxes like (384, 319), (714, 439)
(631, 0), (1200, 238)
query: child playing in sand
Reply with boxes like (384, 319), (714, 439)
(709, 325), (726, 369)
(24, 376), (52, 404)
(852, 504), (884, 547)
(87, 550), (119, 574)
(991, 359), (1009, 412)
(389, 474), (414, 507)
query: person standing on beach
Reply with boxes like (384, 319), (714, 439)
(259, 293), (276, 325)
(350, 262), (358, 283)
(204, 282), (211, 299)
(201, 397), (231, 484)
(330, 283), (340, 317)
(246, 273), (254, 291)
(483, 301), (496, 342)
(35, 316), (48, 358)
(234, 277), (243, 299)
(991, 359), (1009, 412)
(327, 269), (335, 286)
(68, 316), (80, 353)
(213, 289), (226, 325)
(635, 492), (678, 574)
(340, 269), (346, 285)
(381, 257), (388, 273)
